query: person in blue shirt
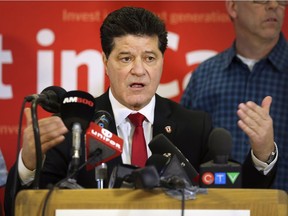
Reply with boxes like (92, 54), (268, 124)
(0, 149), (7, 187)
(181, 0), (287, 191)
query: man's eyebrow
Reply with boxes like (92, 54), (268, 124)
(118, 51), (131, 55)
(144, 50), (157, 55)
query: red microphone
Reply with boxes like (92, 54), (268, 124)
(85, 122), (123, 170)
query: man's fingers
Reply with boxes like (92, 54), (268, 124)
(24, 107), (32, 127)
(261, 96), (272, 114)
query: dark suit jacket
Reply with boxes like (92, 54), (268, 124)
(4, 91), (277, 215)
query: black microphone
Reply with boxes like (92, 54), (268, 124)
(145, 154), (190, 189)
(25, 86), (67, 188)
(145, 154), (171, 174)
(131, 154), (205, 202)
(127, 154), (191, 190)
(60, 90), (96, 131)
(60, 90), (96, 176)
(108, 164), (138, 188)
(199, 128), (242, 188)
(109, 154), (191, 190)
(25, 86), (67, 113)
(131, 166), (160, 189)
(93, 110), (113, 128)
(148, 134), (199, 185)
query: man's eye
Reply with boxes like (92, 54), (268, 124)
(146, 56), (155, 62)
(121, 57), (131, 62)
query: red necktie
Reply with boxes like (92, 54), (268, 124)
(128, 113), (147, 167)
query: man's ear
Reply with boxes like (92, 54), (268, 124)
(102, 52), (107, 66)
(226, 0), (238, 20)
(102, 52), (109, 75)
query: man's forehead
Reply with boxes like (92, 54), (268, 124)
(111, 35), (160, 53)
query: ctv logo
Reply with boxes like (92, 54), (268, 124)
(202, 172), (240, 185)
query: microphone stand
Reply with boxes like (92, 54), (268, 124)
(95, 163), (107, 189)
(31, 98), (44, 189)
(59, 122), (84, 189)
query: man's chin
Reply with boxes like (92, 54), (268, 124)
(126, 97), (150, 110)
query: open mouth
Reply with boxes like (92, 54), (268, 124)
(130, 83), (145, 88)
(266, 17), (277, 22)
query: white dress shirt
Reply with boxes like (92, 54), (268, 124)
(109, 89), (155, 164)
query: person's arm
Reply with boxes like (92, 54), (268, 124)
(21, 107), (68, 171)
(237, 96), (276, 165)
(251, 143), (278, 175)
(237, 96), (277, 187)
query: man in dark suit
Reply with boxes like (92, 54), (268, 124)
(5, 6), (277, 216)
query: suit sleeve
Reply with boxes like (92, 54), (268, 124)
(242, 152), (277, 188)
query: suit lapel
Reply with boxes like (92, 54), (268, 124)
(153, 95), (177, 142)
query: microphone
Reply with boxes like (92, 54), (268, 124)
(141, 154), (207, 202)
(91, 110), (113, 188)
(25, 86), (67, 188)
(85, 122), (123, 170)
(148, 134), (199, 185)
(145, 154), (190, 189)
(108, 164), (138, 188)
(126, 154), (191, 190)
(25, 86), (67, 113)
(60, 90), (96, 176)
(199, 128), (242, 188)
(131, 166), (160, 189)
(93, 110), (113, 128)
(145, 154), (171, 174)
(108, 154), (192, 190)
(60, 90), (96, 130)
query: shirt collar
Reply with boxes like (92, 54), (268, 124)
(267, 32), (288, 73)
(109, 89), (155, 127)
(219, 44), (237, 71)
(222, 32), (288, 73)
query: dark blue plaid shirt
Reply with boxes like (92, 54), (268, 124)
(181, 33), (288, 191)
(0, 149), (7, 187)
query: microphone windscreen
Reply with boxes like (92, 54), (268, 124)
(208, 128), (233, 156)
(200, 128), (241, 187)
(40, 86), (67, 113)
(60, 90), (95, 130)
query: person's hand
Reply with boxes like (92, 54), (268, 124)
(237, 96), (275, 162)
(21, 107), (68, 170)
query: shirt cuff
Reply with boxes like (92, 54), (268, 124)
(251, 143), (278, 175)
(18, 149), (35, 186)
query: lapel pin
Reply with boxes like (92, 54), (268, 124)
(165, 126), (172, 133)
